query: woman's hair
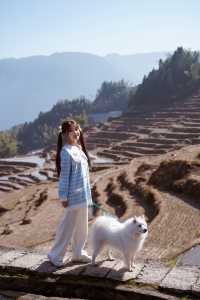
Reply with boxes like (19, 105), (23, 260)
(56, 119), (90, 176)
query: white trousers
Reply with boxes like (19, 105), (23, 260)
(48, 204), (88, 263)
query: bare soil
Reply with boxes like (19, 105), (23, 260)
(0, 144), (200, 263)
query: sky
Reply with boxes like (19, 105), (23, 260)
(0, 0), (200, 59)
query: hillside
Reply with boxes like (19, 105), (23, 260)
(129, 47), (200, 108)
(0, 51), (167, 130)
(13, 80), (130, 154)
(0, 144), (199, 263)
(86, 91), (200, 161)
(0, 91), (200, 263)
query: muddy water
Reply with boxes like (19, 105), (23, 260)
(178, 245), (200, 267)
(0, 151), (114, 185)
(0, 154), (46, 182)
(0, 155), (45, 167)
(92, 156), (114, 164)
(1, 153), (113, 166)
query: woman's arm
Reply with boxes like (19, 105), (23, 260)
(58, 149), (71, 204)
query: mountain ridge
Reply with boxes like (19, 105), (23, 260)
(0, 51), (167, 130)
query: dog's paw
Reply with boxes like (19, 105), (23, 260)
(108, 256), (115, 261)
(128, 266), (134, 272)
(124, 265), (134, 272)
(131, 263), (136, 268)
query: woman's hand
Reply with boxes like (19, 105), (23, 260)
(61, 201), (68, 208)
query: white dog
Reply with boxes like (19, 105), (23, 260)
(91, 215), (148, 271)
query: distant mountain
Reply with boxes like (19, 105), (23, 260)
(0, 51), (167, 130)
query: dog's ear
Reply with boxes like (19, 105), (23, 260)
(133, 216), (137, 223)
(141, 214), (145, 220)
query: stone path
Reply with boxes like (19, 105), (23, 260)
(0, 247), (199, 299)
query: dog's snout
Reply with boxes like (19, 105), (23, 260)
(143, 229), (147, 233)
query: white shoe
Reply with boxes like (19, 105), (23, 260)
(47, 253), (64, 267)
(71, 253), (92, 263)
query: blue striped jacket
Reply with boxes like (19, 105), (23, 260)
(58, 143), (93, 207)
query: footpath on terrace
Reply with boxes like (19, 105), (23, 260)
(0, 247), (199, 300)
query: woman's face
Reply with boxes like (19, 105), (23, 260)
(65, 126), (80, 145)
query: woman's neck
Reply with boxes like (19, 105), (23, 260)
(65, 139), (77, 146)
(65, 141), (80, 147)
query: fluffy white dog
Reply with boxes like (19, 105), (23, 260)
(91, 215), (148, 271)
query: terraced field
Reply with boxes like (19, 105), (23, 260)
(86, 93), (200, 163)
(0, 152), (57, 194)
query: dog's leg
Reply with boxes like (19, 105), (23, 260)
(107, 249), (114, 261)
(131, 254), (136, 268)
(123, 252), (133, 272)
(92, 241), (104, 265)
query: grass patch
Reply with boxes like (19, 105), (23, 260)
(165, 257), (178, 268)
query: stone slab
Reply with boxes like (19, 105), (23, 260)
(54, 261), (88, 276)
(136, 262), (170, 285)
(0, 250), (26, 265)
(0, 290), (78, 299)
(160, 266), (199, 292)
(35, 260), (58, 273)
(0, 248), (8, 255)
(192, 274), (200, 296)
(9, 252), (47, 270)
(83, 260), (117, 278)
(114, 285), (179, 300)
(107, 260), (144, 281)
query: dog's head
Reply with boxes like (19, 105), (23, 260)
(132, 215), (148, 236)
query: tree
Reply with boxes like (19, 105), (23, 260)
(92, 80), (130, 112)
(74, 111), (88, 128)
(17, 97), (92, 153)
(129, 47), (200, 109)
(0, 132), (17, 158)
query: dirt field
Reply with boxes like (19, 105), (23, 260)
(0, 144), (200, 264)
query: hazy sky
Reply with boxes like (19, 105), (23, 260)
(0, 0), (199, 59)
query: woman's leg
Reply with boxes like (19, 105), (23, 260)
(48, 207), (78, 264)
(71, 205), (89, 258)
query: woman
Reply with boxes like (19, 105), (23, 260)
(48, 119), (93, 267)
